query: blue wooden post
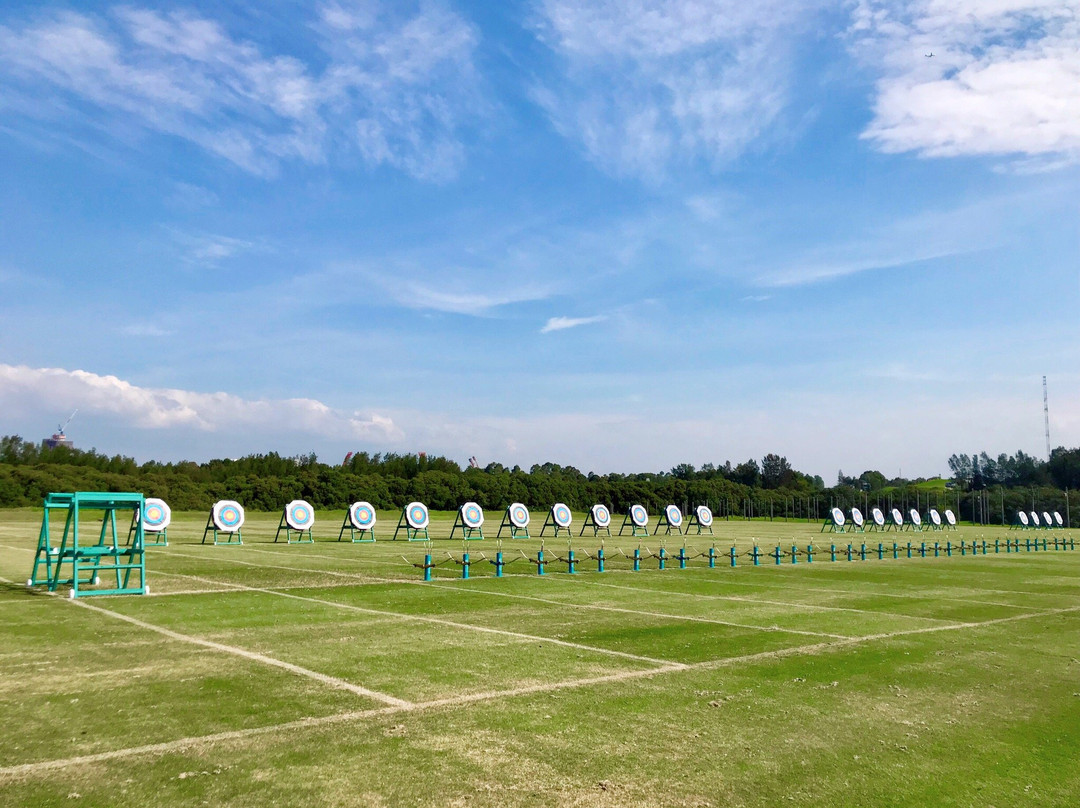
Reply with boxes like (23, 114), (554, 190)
(729, 546), (737, 567)
(1042, 537), (1048, 551)
(892, 542), (898, 559)
(752, 545), (761, 565)
(633, 548), (641, 571)
(658, 547), (666, 571)
(462, 552), (470, 579)
(790, 544), (798, 564)
(423, 553), (432, 582)
(537, 549), (545, 575)
(877, 542), (884, 560)
(906, 541), (912, 558)
(860, 543), (867, 561)
(598, 547), (605, 572)
(773, 545), (782, 565)
(830, 543), (836, 562)
(995, 539), (1000, 553)
(920, 542), (926, 557)
(946, 541), (952, 557)
(567, 549), (576, 574)
(933, 542), (939, 557)
(846, 543), (853, 562)
(495, 551), (504, 577)
(982, 540), (987, 554)
(806, 544), (814, 563)
(1025, 537), (1031, 552)
(708, 546), (716, 568)
(678, 547), (687, 569)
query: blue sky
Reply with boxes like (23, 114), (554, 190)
(0, 0), (1077, 479)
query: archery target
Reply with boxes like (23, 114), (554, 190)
(909, 509), (922, 526)
(349, 501), (376, 530)
(945, 509), (957, 526)
(141, 498), (171, 532)
(831, 507), (845, 526)
(872, 507), (885, 526)
(1042, 511), (1052, 527)
(891, 508), (904, 526)
(630, 504), (648, 527)
(1030, 511), (1040, 526)
(406, 502), (429, 529)
(461, 501), (484, 529)
(591, 504), (611, 527)
(212, 500), (245, 533)
(285, 500), (315, 531)
(665, 505), (683, 527)
(552, 503), (572, 528)
(930, 509), (942, 526)
(851, 507), (864, 527)
(696, 505), (713, 527)
(1018, 511), (1029, 526)
(1054, 511), (1064, 527)
(508, 503), (530, 528)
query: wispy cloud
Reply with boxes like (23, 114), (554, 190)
(0, 3), (482, 179)
(849, 0), (1080, 166)
(0, 364), (400, 439)
(532, 0), (823, 179)
(540, 314), (606, 333)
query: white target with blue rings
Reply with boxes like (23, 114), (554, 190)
(872, 508), (885, 526)
(945, 509), (957, 526)
(212, 500), (245, 532)
(629, 505), (648, 527)
(665, 505), (683, 527)
(831, 507), (845, 526)
(461, 501), (484, 529)
(695, 506), (713, 526)
(141, 498), (171, 532)
(1054, 511), (1064, 527)
(929, 509), (941, 526)
(1042, 511), (1052, 527)
(1017, 511), (1029, 525)
(851, 507), (864, 527)
(1030, 511), (1040, 526)
(909, 509), (922, 526)
(406, 502), (429, 529)
(349, 501), (377, 530)
(591, 504), (611, 526)
(508, 503), (530, 528)
(891, 508), (903, 526)
(552, 503), (572, 528)
(285, 500), (315, 531)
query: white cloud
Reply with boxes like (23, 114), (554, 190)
(532, 0), (822, 179)
(849, 0), (1080, 165)
(540, 314), (607, 333)
(0, 3), (482, 180)
(0, 364), (400, 440)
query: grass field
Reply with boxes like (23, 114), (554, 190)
(1, 507), (1079, 807)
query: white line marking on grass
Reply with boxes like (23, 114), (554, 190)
(428, 582), (849, 639)
(67, 599), (412, 708)
(7, 604), (1080, 779)
(159, 549), (405, 586)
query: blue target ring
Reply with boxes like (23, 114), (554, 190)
(666, 505), (682, 526)
(910, 509), (921, 525)
(350, 502), (376, 529)
(142, 498), (170, 530)
(462, 502), (484, 528)
(592, 505), (610, 526)
(406, 502), (429, 529)
(552, 504), (571, 527)
(696, 506), (713, 526)
(509, 503), (530, 528)
(286, 500), (314, 530)
(892, 509), (903, 526)
(630, 505), (648, 527)
(213, 500), (245, 532)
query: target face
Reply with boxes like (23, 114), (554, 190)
(696, 506), (713, 526)
(1030, 511), (1040, 526)
(909, 509), (922, 526)
(349, 501), (376, 530)
(872, 508), (885, 526)
(590, 504), (611, 527)
(891, 508), (903, 526)
(851, 507), (864, 526)
(552, 503), (572, 528)
(1054, 511), (1064, 526)
(665, 505), (683, 527)
(831, 507), (845, 526)
(1018, 511), (1029, 526)
(508, 503), (530, 528)
(406, 502), (429, 529)
(1042, 511), (1052, 527)
(461, 501), (484, 529)
(212, 500), (245, 532)
(630, 504), (648, 527)
(929, 509), (941, 526)
(285, 500), (315, 531)
(945, 509), (957, 526)
(141, 498), (171, 531)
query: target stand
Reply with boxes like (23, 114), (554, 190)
(497, 503), (531, 539)
(905, 509), (923, 532)
(394, 502), (430, 541)
(541, 503), (573, 538)
(620, 505), (650, 537)
(131, 497), (170, 547)
(202, 500), (244, 545)
(28, 492), (148, 598)
(339, 501), (376, 542)
(450, 501), (485, 541)
(927, 509), (944, 531)
(580, 504), (612, 537)
(944, 509), (958, 531)
(888, 509), (904, 532)
(821, 508), (846, 533)
(275, 500), (315, 543)
(867, 508), (887, 532)
(850, 508), (866, 533)
(686, 505), (714, 535)
(1010, 511), (1031, 530)
(654, 505), (684, 536)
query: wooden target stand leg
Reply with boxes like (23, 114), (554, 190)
(579, 512), (611, 538)
(685, 514), (713, 536)
(129, 510), (168, 547)
(496, 511), (529, 539)
(820, 520), (844, 533)
(338, 514), (375, 543)
(201, 513), (242, 545)
(274, 510), (313, 544)
(450, 512), (484, 541)
(393, 509), (429, 542)
(653, 514), (683, 536)
(540, 512), (571, 539)
(619, 514), (649, 538)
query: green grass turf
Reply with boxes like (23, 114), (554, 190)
(1, 507), (1078, 806)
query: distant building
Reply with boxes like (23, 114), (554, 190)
(42, 432), (73, 450)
